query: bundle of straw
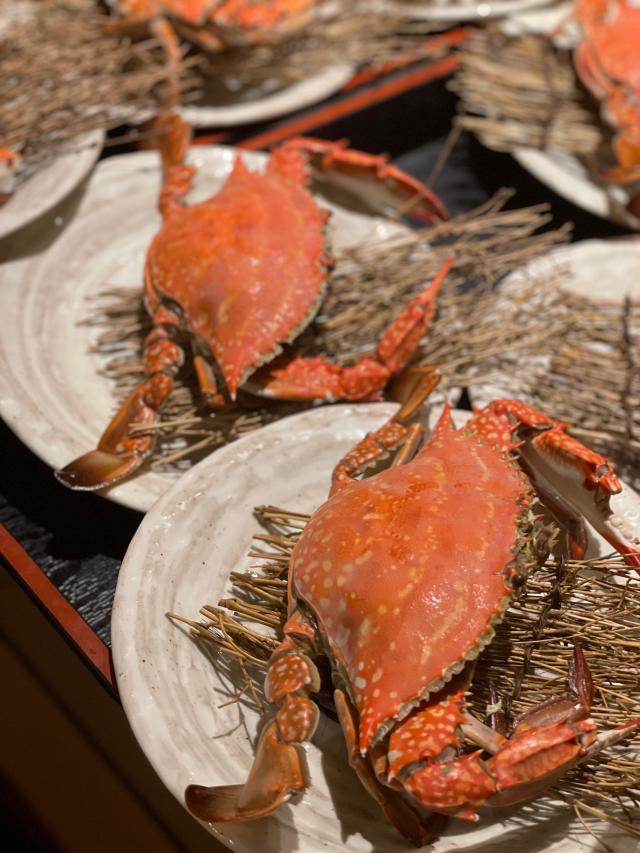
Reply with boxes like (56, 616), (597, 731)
(451, 27), (602, 156)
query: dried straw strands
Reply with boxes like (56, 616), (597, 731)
(0, 0), (194, 178)
(199, 12), (461, 85)
(451, 27), (603, 156)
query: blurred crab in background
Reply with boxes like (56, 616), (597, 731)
(573, 0), (640, 212)
(108, 0), (334, 52)
(55, 110), (449, 490)
(185, 374), (640, 844)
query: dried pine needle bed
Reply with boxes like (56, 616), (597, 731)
(0, 0), (199, 180)
(451, 28), (603, 157)
(168, 505), (640, 844)
(87, 192), (572, 472)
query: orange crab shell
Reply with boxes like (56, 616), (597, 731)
(575, 0), (640, 96)
(144, 151), (330, 397)
(289, 412), (537, 753)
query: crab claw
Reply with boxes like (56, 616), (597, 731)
(277, 137), (448, 224)
(250, 257), (451, 404)
(522, 426), (640, 567)
(468, 400), (640, 567)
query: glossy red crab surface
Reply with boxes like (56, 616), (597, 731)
(55, 112), (448, 491)
(112, 0), (329, 52)
(574, 0), (640, 193)
(146, 147), (330, 398)
(185, 376), (640, 844)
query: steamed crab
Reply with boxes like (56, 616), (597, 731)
(55, 112), (448, 490)
(573, 0), (640, 206)
(185, 374), (640, 844)
(109, 1), (333, 52)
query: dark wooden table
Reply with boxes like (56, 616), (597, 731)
(0, 57), (628, 696)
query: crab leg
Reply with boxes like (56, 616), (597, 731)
(186, 614), (321, 823)
(154, 111), (196, 219)
(330, 366), (440, 494)
(334, 688), (447, 847)
(466, 399), (640, 567)
(55, 114), (200, 490)
(395, 650), (640, 820)
(278, 136), (448, 224)
(252, 256), (451, 404)
(55, 306), (184, 490)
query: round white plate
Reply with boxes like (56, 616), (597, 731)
(386, 0), (552, 22)
(504, 236), (640, 301)
(514, 148), (640, 230)
(182, 64), (353, 128)
(0, 146), (408, 514)
(0, 129), (104, 240)
(499, 0), (573, 37)
(467, 237), (640, 407)
(112, 402), (638, 853)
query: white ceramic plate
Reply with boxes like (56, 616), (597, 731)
(503, 237), (640, 302)
(112, 402), (638, 853)
(468, 237), (640, 407)
(0, 129), (104, 240)
(514, 148), (640, 230)
(182, 64), (354, 128)
(499, 0), (573, 37)
(386, 0), (553, 22)
(0, 146), (408, 513)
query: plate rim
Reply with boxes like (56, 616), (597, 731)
(181, 63), (354, 128)
(0, 128), (105, 241)
(513, 146), (640, 230)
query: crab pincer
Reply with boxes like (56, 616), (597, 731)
(185, 377), (640, 843)
(56, 111), (449, 490)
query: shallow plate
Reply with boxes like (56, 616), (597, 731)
(112, 402), (638, 853)
(0, 146), (407, 513)
(0, 129), (104, 240)
(182, 64), (353, 128)
(505, 237), (640, 302)
(469, 237), (640, 406)
(514, 146), (640, 230)
(386, 0), (552, 22)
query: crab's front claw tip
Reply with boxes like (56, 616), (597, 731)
(54, 450), (142, 491)
(598, 472), (623, 494)
(584, 716), (640, 760)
